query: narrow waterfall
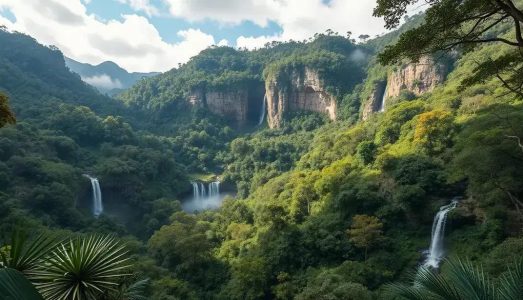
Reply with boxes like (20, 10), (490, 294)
(423, 199), (458, 268)
(379, 84), (388, 112)
(209, 181), (220, 197)
(185, 181), (223, 211)
(258, 94), (267, 126)
(83, 174), (103, 217)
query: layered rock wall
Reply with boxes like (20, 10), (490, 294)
(266, 67), (337, 129)
(187, 89), (251, 125)
(385, 56), (446, 99)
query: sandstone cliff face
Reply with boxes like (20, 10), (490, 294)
(361, 81), (386, 121)
(266, 67), (337, 129)
(385, 56), (446, 99)
(187, 89), (251, 125)
(361, 56), (447, 120)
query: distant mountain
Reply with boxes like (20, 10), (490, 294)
(65, 57), (160, 95)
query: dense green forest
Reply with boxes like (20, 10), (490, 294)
(1, 0), (523, 298)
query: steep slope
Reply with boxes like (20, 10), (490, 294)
(0, 28), (127, 121)
(65, 57), (159, 95)
(118, 36), (368, 128)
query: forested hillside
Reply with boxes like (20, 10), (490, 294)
(1, 1), (523, 298)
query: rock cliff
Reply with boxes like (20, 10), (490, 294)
(265, 67), (337, 129)
(385, 56), (446, 99)
(362, 56), (447, 120)
(187, 88), (263, 126)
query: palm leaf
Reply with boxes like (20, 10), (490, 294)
(0, 230), (61, 277)
(33, 234), (132, 300)
(0, 268), (43, 300)
(498, 259), (523, 300)
(444, 258), (495, 300)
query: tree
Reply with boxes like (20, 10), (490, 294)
(374, 0), (523, 96)
(347, 215), (383, 260)
(358, 34), (370, 43)
(386, 258), (523, 300)
(413, 109), (455, 154)
(0, 92), (15, 127)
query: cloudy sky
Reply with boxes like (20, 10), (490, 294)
(0, 0), (393, 73)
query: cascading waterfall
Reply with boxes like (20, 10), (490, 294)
(83, 174), (103, 217)
(186, 181), (222, 211)
(379, 84), (388, 112)
(209, 181), (220, 197)
(423, 199), (458, 268)
(258, 94), (267, 126)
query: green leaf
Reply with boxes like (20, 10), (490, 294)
(0, 268), (43, 300)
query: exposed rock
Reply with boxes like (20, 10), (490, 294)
(206, 90), (249, 125)
(187, 88), (262, 126)
(266, 67), (337, 129)
(361, 81), (386, 121)
(361, 56), (447, 120)
(385, 56), (446, 99)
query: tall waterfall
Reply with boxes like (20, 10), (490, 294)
(186, 181), (222, 211)
(379, 84), (388, 112)
(423, 199), (458, 268)
(258, 94), (267, 126)
(83, 174), (103, 217)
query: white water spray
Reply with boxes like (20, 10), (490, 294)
(83, 174), (103, 217)
(258, 94), (267, 126)
(423, 199), (458, 268)
(185, 181), (222, 211)
(379, 84), (388, 112)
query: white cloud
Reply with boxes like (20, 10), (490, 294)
(82, 74), (123, 90)
(163, 0), (278, 27)
(116, 0), (159, 17)
(166, 0), (388, 49)
(0, 0), (215, 72)
(217, 39), (229, 46)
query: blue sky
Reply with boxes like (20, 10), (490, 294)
(0, 0), (390, 72)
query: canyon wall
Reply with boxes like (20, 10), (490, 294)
(362, 56), (447, 120)
(266, 67), (337, 129)
(187, 89), (252, 126)
(385, 56), (446, 99)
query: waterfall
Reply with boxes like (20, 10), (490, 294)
(379, 83), (388, 112)
(423, 199), (458, 268)
(83, 174), (103, 217)
(209, 181), (220, 197)
(186, 181), (223, 211)
(258, 94), (267, 126)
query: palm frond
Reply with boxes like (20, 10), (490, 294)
(498, 259), (523, 300)
(415, 266), (463, 300)
(0, 230), (61, 277)
(384, 281), (435, 300)
(444, 258), (495, 300)
(33, 234), (132, 300)
(124, 278), (150, 300)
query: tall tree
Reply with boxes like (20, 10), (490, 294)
(347, 215), (383, 260)
(374, 0), (523, 96)
(0, 92), (15, 127)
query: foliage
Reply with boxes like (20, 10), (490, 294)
(34, 235), (131, 300)
(0, 92), (15, 127)
(0, 268), (43, 300)
(347, 215), (383, 260)
(386, 258), (523, 300)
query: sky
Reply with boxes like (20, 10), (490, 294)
(0, 0), (391, 73)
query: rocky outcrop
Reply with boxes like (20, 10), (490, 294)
(361, 81), (386, 121)
(385, 56), (446, 99)
(361, 56), (447, 120)
(187, 88), (262, 126)
(266, 67), (337, 129)
(206, 90), (249, 125)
